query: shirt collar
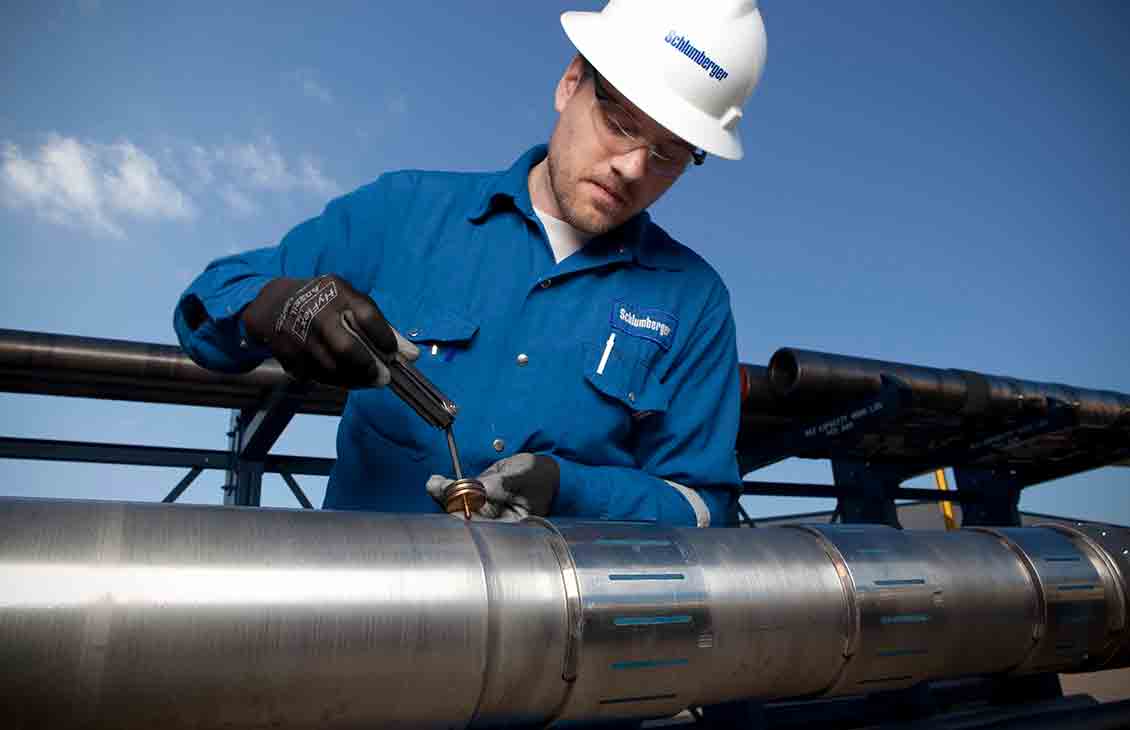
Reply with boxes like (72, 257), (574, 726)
(466, 145), (545, 223)
(467, 144), (683, 271)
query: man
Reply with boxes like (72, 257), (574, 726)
(174, 1), (767, 526)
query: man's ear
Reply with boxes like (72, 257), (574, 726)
(554, 54), (587, 114)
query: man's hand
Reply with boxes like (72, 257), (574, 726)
(242, 274), (419, 388)
(426, 454), (559, 521)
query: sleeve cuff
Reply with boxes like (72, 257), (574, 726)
(173, 276), (274, 372)
(197, 274), (274, 324)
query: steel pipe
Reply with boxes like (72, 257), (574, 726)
(0, 328), (346, 414)
(766, 348), (1130, 427)
(1, 498), (1128, 729)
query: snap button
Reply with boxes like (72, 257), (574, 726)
(627, 392), (636, 402)
(539, 279), (552, 289)
(406, 328), (420, 337)
(492, 438), (506, 452)
(516, 353), (529, 366)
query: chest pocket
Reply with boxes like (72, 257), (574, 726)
(582, 332), (671, 417)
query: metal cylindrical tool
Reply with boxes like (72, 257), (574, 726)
(340, 311), (486, 517)
(443, 427), (486, 518)
(2, 498), (1129, 729)
(341, 311), (458, 430)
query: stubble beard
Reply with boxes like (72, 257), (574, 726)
(545, 149), (618, 237)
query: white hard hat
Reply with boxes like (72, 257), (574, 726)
(561, 0), (767, 161)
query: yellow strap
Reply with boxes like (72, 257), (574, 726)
(934, 469), (957, 530)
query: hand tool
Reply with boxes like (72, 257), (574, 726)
(340, 310), (485, 518)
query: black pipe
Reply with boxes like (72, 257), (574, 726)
(5, 330), (1127, 434)
(767, 348), (1130, 427)
(0, 328), (346, 415)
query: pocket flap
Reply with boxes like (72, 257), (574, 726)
(399, 308), (479, 344)
(582, 338), (670, 415)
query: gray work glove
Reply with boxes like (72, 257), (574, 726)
(241, 274), (418, 388)
(426, 454), (560, 521)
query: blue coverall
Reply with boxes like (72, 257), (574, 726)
(175, 146), (742, 526)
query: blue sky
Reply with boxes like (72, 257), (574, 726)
(1, 1), (1126, 524)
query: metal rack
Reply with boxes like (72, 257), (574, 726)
(2, 330), (1128, 526)
(0, 328), (342, 507)
(1, 328), (1128, 729)
(736, 348), (1130, 529)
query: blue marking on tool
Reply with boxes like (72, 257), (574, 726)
(880, 613), (931, 625)
(594, 538), (673, 547)
(612, 658), (689, 670)
(1058, 584), (1095, 591)
(1044, 556), (1081, 562)
(875, 578), (926, 586)
(609, 573), (685, 581)
(613, 615), (693, 627)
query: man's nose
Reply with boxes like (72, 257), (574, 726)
(609, 146), (649, 181)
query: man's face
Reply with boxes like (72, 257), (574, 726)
(541, 56), (690, 235)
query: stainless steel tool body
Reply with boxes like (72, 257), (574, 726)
(1, 498), (1127, 729)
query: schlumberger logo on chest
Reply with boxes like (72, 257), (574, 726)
(665, 30), (729, 81)
(611, 301), (678, 350)
(620, 308), (671, 337)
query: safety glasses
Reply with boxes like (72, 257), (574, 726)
(589, 72), (705, 178)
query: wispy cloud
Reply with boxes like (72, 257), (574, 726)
(217, 184), (259, 217)
(2, 134), (340, 235)
(188, 144), (215, 185)
(1, 135), (193, 238)
(202, 136), (340, 199)
(286, 68), (334, 105)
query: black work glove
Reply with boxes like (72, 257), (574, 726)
(241, 274), (419, 388)
(426, 454), (560, 521)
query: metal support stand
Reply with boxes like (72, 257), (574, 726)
(162, 466), (203, 503)
(831, 459), (903, 528)
(224, 458), (264, 507)
(223, 409), (254, 506)
(953, 466), (1023, 527)
(279, 471), (314, 509)
(223, 380), (310, 507)
(736, 502), (756, 528)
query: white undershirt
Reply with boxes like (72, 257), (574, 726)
(533, 205), (594, 264)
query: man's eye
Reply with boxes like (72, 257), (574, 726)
(654, 145), (687, 162)
(607, 111), (639, 138)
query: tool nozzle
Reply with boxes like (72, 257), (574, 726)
(444, 478), (487, 519)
